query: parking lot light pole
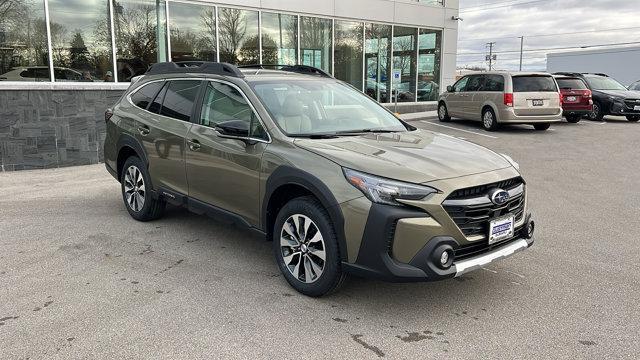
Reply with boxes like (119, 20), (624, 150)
(519, 36), (524, 71)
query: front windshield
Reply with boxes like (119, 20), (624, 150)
(249, 78), (408, 136)
(585, 76), (627, 91)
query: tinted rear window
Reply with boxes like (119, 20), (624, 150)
(512, 76), (557, 92)
(556, 78), (587, 90)
(160, 80), (202, 121)
(483, 75), (504, 91)
(131, 82), (164, 109)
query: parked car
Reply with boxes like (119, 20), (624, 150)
(554, 72), (640, 122)
(104, 62), (535, 296)
(438, 72), (562, 131)
(0, 66), (83, 81)
(629, 80), (640, 91)
(552, 74), (593, 123)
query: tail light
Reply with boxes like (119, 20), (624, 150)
(559, 92), (563, 106)
(105, 109), (114, 123)
(504, 93), (513, 107)
(585, 89), (593, 104)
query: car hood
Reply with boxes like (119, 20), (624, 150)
(595, 89), (640, 98)
(294, 129), (513, 184)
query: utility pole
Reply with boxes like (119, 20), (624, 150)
(486, 42), (496, 70)
(519, 36), (524, 71)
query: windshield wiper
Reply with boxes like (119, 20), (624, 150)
(335, 129), (401, 135)
(289, 132), (339, 139)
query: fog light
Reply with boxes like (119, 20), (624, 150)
(440, 251), (449, 266)
(526, 220), (535, 239)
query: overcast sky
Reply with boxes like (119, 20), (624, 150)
(457, 0), (640, 71)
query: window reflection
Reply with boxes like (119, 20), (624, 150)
(113, 0), (167, 82)
(417, 29), (441, 101)
(48, 0), (114, 82)
(0, 0), (50, 81)
(218, 7), (259, 65)
(168, 2), (216, 62)
(365, 23), (391, 103)
(393, 26), (417, 102)
(334, 20), (363, 91)
(300, 16), (332, 74)
(261, 12), (297, 65)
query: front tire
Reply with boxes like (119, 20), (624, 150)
(533, 123), (551, 131)
(626, 115), (640, 122)
(566, 115), (581, 123)
(273, 196), (345, 297)
(482, 108), (499, 131)
(589, 102), (604, 121)
(121, 156), (165, 221)
(438, 102), (451, 122)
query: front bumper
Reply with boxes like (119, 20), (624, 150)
(342, 202), (535, 282)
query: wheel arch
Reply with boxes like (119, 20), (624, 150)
(481, 103), (499, 122)
(116, 134), (148, 182)
(263, 166), (348, 261)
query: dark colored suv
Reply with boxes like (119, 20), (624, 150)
(104, 62), (535, 296)
(552, 75), (593, 123)
(554, 72), (640, 122)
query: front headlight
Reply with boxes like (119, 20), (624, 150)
(343, 168), (438, 206)
(500, 153), (520, 170)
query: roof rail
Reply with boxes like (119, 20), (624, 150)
(552, 72), (582, 77)
(146, 61), (244, 78)
(584, 72), (609, 77)
(238, 64), (333, 78)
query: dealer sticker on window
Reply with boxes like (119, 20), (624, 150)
(488, 214), (515, 244)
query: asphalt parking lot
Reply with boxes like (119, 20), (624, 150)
(1, 116), (639, 359)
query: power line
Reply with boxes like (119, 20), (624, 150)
(458, 26), (640, 42)
(460, 0), (551, 13)
(457, 41), (640, 55)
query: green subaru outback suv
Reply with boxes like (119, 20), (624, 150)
(104, 62), (535, 296)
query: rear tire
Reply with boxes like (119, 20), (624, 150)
(273, 196), (345, 297)
(565, 115), (581, 123)
(121, 156), (165, 222)
(438, 102), (451, 122)
(626, 115), (640, 122)
(533, 123), (551, 131)
(482, 108), (499, 131)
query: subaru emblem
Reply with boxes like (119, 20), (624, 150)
(489, 188), (510, 205)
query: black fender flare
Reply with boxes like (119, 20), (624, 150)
(263, 166), (348, 261)
(115, 134), (157, 194)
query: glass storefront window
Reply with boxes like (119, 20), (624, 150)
(218, 7), (259, 65)
(417, 29), (441, 101)
(168, 2), (216, 62)
(0, 0), (50, 81)
(334, 20), (363, 91)
(113, 0), (167, 82)
(300, 16), (332, 74)
(261, 12), (297, 65)
(365, 23), (392, 103)
(48, 0), (113, 82)
(393, 26), (417, 102)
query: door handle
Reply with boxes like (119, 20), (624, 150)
(187, 139), (201, 151)
(137, 125), (150, 136)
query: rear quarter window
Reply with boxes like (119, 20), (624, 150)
(130, 82), (164, 109)
(512, 76), (557, 92)
(556, 78), (587, 90)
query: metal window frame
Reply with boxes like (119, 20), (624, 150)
(166, 0), (172, 62)
(109, 0), (118, 82)
(258, 10), (263, 64)
(215, 6), (220, 62)
(43, 0), (54, 82)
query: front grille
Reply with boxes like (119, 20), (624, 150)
(442, 177), (525, 239)
(624, 99), (640, 109)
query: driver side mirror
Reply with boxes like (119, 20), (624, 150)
(215, 120), (255, 145)
(446, 85), (454, 93)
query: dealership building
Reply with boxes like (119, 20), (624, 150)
(0, 0), (459, 171)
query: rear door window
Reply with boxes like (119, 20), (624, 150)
(482, 75), (504, 92)
(160, 80), (202, 121)
(131, 81), (164, 110)
(556, 78), (588, 90)
(512, 76), (557, 92)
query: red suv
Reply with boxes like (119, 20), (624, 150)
(553, 75), (593, 123)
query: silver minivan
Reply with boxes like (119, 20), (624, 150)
(438, 72), (563, 131)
